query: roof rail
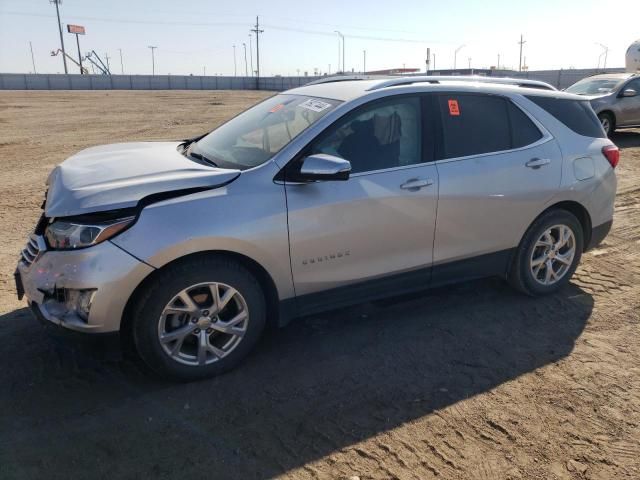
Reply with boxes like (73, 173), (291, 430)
(367, 75), (557, 91)
(305, 74), (388, 86)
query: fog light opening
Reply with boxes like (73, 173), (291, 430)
(63, 288), (97, 322)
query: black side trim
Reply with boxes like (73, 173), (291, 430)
(431, 249), (514, 288)
(586, 220), (612, 251)
(282, 249), (514, 322)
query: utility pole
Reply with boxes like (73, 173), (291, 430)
(454, 44), (465, 69)
(104, 52), (111, 72)
(363, 50), (366, 74)
(250, 16), (264, 86)
(468, 57), (472, 69)
(29, 41), (37, 73)
(518, 34), (526, 72)
(50, 0), (68, 73)
(334, 31), (345, 73)
(118, 48), (124, 74)
(242, 43), (248, 76)
(433, 53), (436, 70)
(248, 34), (254, 76)
(148, 46), (157, 75)
(497, 53), (500, 70)
(203, 66), (206, 76)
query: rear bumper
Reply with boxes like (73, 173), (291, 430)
(587, 220), (613, 251)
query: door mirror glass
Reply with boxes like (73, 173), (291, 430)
(296, 154), (351, 181)
(621, 88), (637, 98)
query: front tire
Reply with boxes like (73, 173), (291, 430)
(508, 210), (583, 296)
(132, 256), (266, 381)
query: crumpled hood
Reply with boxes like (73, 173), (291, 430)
(45, 142), (240, 217)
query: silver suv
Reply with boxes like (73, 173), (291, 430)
(15, 77), (618, 380)
(566, 73), (640, 135)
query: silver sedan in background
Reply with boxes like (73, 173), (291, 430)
(566, 73), (640, 135)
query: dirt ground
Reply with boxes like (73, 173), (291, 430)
(0, 91), (638, 480)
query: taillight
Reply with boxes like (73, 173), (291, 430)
(602, 145), (619, 169)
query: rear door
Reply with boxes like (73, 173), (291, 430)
(432, 93), (562, 282)
(284, 95), (439, 309)
(618, 78), (640, 126)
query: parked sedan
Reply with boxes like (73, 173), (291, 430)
(566, 73), (640, 135)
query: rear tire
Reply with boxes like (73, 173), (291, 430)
(132, 256), (266, 381)
(598, 112), (615, 137)
(508, 210), (583, 296)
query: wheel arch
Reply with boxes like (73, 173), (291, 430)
(597, 109), (616, 128)
(526, 200), (592, 251)
(120, 250), (283, 347)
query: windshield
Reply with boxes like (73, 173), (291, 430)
(565, 78), (626, 95)
(191, 94), (340, 170)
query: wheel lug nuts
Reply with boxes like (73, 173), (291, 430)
(206, 328), (212, 334)
(202, 310), (209, 316)
(191, 318), (197, 323)
(194, 328), (200, 334)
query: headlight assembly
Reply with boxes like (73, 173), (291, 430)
(45, 216), (135, 250)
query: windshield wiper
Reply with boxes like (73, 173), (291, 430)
(185, 144), (218, 167)
(189, 151), (219, 167)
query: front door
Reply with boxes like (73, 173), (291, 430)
(284, 95), (438, 311)
(618, 78), (640, 126)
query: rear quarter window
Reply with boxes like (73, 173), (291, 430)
(525, 96), (605, 138)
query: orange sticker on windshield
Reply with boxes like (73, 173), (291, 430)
(448, 99), (460, 116)
(269, 104), (285, 113)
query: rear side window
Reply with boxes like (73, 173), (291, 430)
(508, 101), (543, 148)
(525, 96), (605, 138)
(437, 95), (511, 159)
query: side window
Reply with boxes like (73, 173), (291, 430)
(437, 94), (511, 159)
(525, 96), (605, 138)
(507, 101), (543, 148)
(310, 96), (422, 174)
(624, 78), (640, 92)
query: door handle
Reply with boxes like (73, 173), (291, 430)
(525, 158), (551, 169)
(400, 178), (434, 190)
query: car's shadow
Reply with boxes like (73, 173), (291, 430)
(0, 279), (593, 479)
(611, 129), (640, 149)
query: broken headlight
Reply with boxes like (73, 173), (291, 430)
(45, 216), (135, 250)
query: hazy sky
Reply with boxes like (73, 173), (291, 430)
(0, 0), (638, 76)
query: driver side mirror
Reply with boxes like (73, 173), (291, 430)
(620, 88), (637, 98)
(292, 154), (351, 182)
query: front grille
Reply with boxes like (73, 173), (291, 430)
(20, 235), (45, 268)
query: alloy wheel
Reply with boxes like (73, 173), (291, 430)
(530, 224), (576, 286)
(157, 282), (249, 366)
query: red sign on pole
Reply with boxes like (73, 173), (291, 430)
(67, 24), (86, 35)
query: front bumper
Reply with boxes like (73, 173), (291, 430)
(16, 238), (155, 333)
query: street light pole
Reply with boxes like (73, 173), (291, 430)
(118, 48), (124, 74)
(242, 43), (248, 76)
(334, 31), (344, 73)
(248, 34), (254, 76)
(454, 44), (465, 69)
(232, 44), (237, 76)
(29, 41), (37, 73)
(148, 46), (157, 75)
